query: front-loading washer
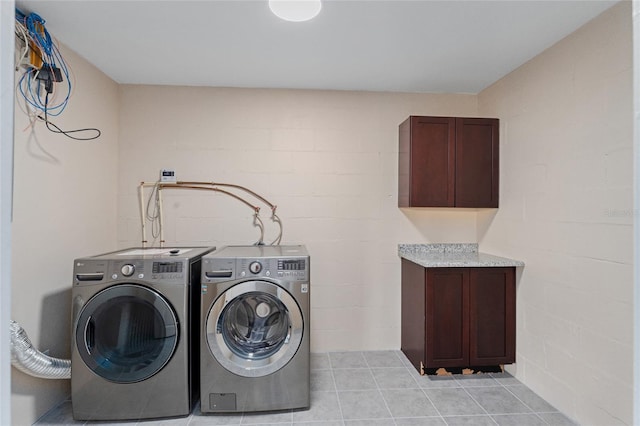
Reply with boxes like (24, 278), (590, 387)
(70, 246), (215, 421)
(200, 245), (310, 413)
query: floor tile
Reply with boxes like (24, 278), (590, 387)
(291, 392), (341, 423)
(138, 416), (191, 425)
(537, 412), (579, 425)
(329, 351), (367, 369)
(343, 420), (395, 426)
(454, 374), (499, 387)
(380, 388), (439, 418)
(241, 411), (293, 424)
(405, 365), (424, 379)
(363, 350), (405, 368)
(372, 367), (419, 389)
(310, 353), (330, 370)
(423, 388), (485, 416)
(188, 413), (242, 425)
(310, 369), (335, 391)
(414, 374), (460, 389)
(505, 385), (558, 412)
(443, 415), (497, 425)
(333, 368), (377, 390)
(466, 387), (531, 414)
(34, 400), (83, 425)
(337, 390), (392, 420)
(491, 413), (547, 426)
(489, 372), (522, 385)
(239, 424), (292, 426)
(36, 351), (573, 426)
(395, 417), (446, 426)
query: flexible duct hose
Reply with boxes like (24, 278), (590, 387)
(9, 320), (71, 379)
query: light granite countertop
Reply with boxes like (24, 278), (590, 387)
(398, 243), (525, 268)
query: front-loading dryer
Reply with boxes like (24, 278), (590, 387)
(70, 246), (215, 421)
(200, 245), (310, 413)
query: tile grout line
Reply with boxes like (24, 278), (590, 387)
(37, 352), (575, 426)
(396, 350), (449, 426)
(416, 386), (447, 425)
(455, 379), (501, 426)
(461, 376), (555, 425)
(327, 353), (347, 426)
(363, 352), (397, 426)
(498, 381), (557, 426)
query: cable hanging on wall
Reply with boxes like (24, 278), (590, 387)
(14, 8), (101, 141)
(139, 180), (283, 247)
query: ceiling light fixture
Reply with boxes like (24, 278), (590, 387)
(269, 0), (322, 22)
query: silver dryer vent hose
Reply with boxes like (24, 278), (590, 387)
(9, 320), (71, 380)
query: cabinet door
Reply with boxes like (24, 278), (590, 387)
(468, 267), (515, 365)
(455, 118), (499, 207)
(399, 116), (455, 207)
(401, 259), (426, 372)
(425, 268), (469, 367)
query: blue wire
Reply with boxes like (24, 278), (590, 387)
(15, 10), (72, 117)
(25, 13), (53, 57)
(15, 8), (26, 22)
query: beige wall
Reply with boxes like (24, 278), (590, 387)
(11, 46), (119, 425)
(117, 87), (478, 351)
(8, 2), (633, 425)
(478, 2), (633, 425)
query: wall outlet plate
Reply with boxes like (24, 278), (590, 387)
(160, 169), (176, 183)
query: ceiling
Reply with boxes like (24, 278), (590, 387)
(16, 0), (618, 94)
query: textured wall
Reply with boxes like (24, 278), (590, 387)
(116, 86), (478, 352)
(478, 2), (633, 425)
(8, 3), (633, 425)
(11, 45), (119, 425)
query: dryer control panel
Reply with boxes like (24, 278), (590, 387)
(73, 259), (190, 285)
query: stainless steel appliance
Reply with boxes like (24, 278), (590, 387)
(200, 245), (310, 413)
(70, 246), (215, 421)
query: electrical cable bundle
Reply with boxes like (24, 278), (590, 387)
(14, 8), (101, 140)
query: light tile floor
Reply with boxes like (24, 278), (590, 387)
(35, 351), (578, 426)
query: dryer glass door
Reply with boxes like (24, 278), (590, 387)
(206, 280), (303, 378)
(75, 284), (178, 383)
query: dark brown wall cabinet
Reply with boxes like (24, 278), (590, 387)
(401, 259), (515, 373)
(398, 116), (499, 208)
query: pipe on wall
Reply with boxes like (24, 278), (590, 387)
(9, 320), (70, 380)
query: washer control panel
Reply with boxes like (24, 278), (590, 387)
(203, 255), (309, 282)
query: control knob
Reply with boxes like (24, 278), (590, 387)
(249, 261), (262, 274)
(121, 264), (135, 277)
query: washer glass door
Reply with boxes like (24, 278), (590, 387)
(206, 280), (303, 378)
(75, 284), (178, 383)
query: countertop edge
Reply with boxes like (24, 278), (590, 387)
(398, 245), (525, 268)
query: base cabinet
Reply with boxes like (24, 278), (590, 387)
(401, 259), (515, 373)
